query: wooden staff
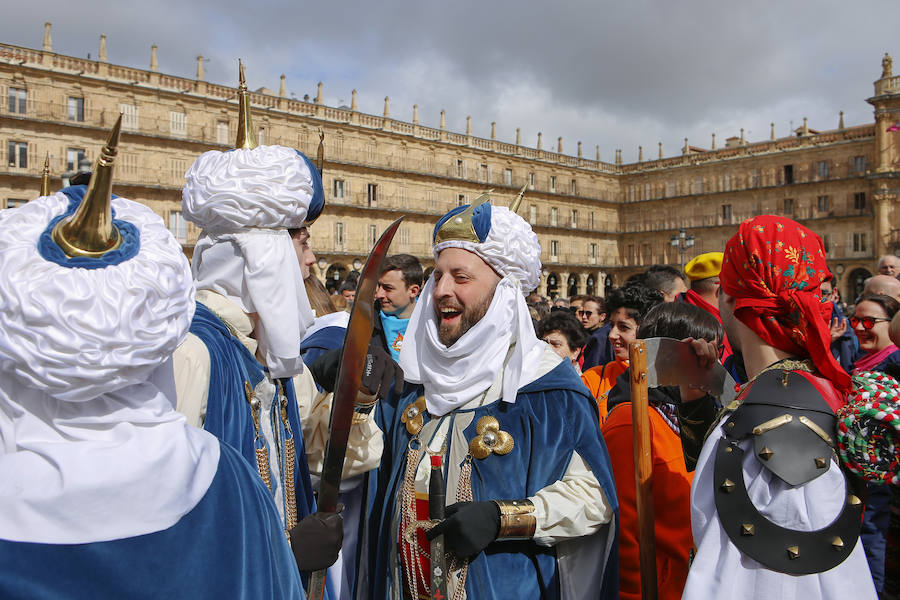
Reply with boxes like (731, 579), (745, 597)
(629, 339), (657, 600)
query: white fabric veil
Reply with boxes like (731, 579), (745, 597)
(183, 146), (317, 377)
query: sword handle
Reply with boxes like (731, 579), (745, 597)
(429, 455), (448, 600)
(429, 455), (445, 520)
(307, 569), (327, 600)
(629, 340), (658, 600)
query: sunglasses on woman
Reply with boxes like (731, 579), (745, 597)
(576, 310), (593, 318)
(849, 316), (891, 330)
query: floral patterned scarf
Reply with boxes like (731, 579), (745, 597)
(720, 215), (851, 394)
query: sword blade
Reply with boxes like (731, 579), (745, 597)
(307, 216), (403, 600)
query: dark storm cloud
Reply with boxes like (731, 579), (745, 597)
(3, 1), (898, 161)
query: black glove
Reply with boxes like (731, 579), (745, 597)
(309, 339), (404, 398)
(288, 512), (343, 572)
(425, 501), (500, 561)
(360, 337), (404, 398)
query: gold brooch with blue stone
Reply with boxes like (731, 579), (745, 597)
(469, 416), (514, 459)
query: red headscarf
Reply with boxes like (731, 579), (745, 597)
(720, 215), (851, 394)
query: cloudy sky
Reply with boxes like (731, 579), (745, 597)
(4, 1), (899, 162)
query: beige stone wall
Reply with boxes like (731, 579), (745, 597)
(2, 39), (899, 301)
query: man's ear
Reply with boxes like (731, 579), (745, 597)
(409, 284), (421, 299)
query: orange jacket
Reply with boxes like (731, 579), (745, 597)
(601, 401), (694, 600)
(581, 359), (628, 425)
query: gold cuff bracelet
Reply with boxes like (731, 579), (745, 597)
(493, 499), (536, 540)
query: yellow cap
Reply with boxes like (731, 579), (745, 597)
(684, 252), (723, 281)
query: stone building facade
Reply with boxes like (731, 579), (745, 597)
(2, 25), (898, 301)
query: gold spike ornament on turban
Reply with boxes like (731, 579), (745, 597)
(433, 189), (493, 245)
(235, 59), (258, 150)
(51, 115), (123, 258)
(509, 183), (527, 214)
(39, 153), (51, 197)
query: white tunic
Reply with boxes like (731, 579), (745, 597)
(683, 419), (877, 600)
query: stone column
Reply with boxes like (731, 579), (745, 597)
(99, 34), (107, 62)
(279, 74), (286, 97)
(537, 273), (549, 298)
(412, 103), (418, 124)
(314, 82), (323, 104)
(873, 186), (897, 258)
(43, 22), (52, 52)
(150, 45), (159, 71)
(351, 89), (358, 111)
(559, 271), (570, 299)
(196, 55), (205, 81)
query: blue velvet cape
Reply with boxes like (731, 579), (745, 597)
(300, 325), (347, 369)
(366, 360), (620, 599)
(0, 442), (304, 599)
(189, 302), (330, 597)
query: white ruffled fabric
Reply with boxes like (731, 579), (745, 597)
(434, 205), (542, 293)
(0, 194), (196, 402)
(183, 146), (317, 378)
(399, 275), (546, 417)
(182, 146), (316, 233)
(0, 193), (219, 544)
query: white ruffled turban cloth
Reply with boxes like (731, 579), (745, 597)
(398, 201), (547, 416)
(182, 145), (323, 378)
(0, 191), (218, 545)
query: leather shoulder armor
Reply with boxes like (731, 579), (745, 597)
(713, 368), (863, 575)
(724, 368), (836, 486)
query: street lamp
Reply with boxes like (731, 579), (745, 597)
(670, 228), (695, 271)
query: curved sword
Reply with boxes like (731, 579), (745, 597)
(307, 216), (403, 600)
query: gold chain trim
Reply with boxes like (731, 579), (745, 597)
(278, 381), (298, 534)
(245, 380), (272, 493)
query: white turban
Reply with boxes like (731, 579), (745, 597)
(0, 194), (195, 402)
(183, 145), (319, 378)
(399, 200), (547, 416)
(433, 205), (542, 293)
(0, 191), (218, 545)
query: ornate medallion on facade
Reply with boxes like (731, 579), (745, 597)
(401, 396), (427, 435)
(469, 416), (514, 459)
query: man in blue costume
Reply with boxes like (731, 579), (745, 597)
(0, 117), (303, 599)
(172, 64), (383, 583)
(366, 192), (619, 599)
